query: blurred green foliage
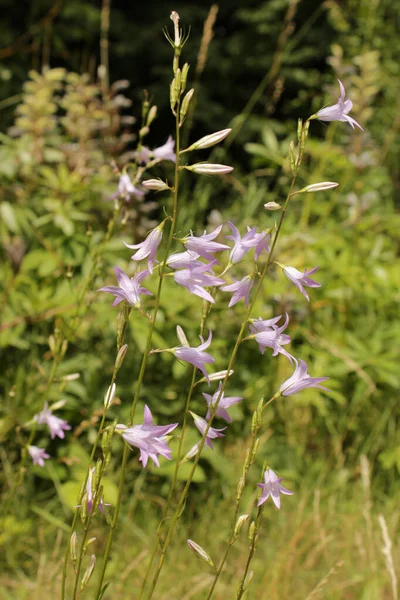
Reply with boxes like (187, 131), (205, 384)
(1, 0), (400, 596)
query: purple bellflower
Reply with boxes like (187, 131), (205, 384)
(35, 402), (71, 440)
(203, 382), (242, 423)
(112, 173), (145, 201)
(190, 412), (226, 449)
(175, 330), (215, 384)
(280, 359), (329, 396)
(283, 265), (321, 301)
(28, 445), (50, 467)
(98, 267), (151, 307)
(174, 261), (225, 303)
(184, 225), (230, 262)
(121, 405), (178, 468)
(316, 80), (363, 130)
(257, 469), (294, 509)
(226, 222), (267, 264)
(124, 226), (163, 274)
(221, 274), (255, 307)
(249, 313), (294, 362)
(153, 136), (176, 162)
(167, 250), (202, 269)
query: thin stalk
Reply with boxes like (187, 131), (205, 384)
(236, 505), (264, 599)
(94, 92), (182, 600)
(145, 154), (302, 598)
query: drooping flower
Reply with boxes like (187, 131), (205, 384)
(203, 382), (242, 423)
(121, 405), (178, 468)
(175, 330), (215, 384)
(28, 445), (50, 467)
(174, 261), (225, 303)
(167, 250), (202, 269)
(35, 402), (71, 440)
(124, 226), (163, 274)
(280, 359), (329, 396)
(226, 222), (265, 264)
(249, 313), (294, 362)
(98, 267), (152, 307)
(254, 231), (271, 260)
(316, 80), (363, 130)
(190, 412), (226, 449)
(282, 265), (321, 301)
(112, 173), (145, 201)
(153, 136), (176, 162)
(257, 469), (294, 509)
(221, 274), (255, 307)
(184, 225), (230, 262)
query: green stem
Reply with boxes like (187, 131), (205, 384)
(236, 505), (264, 599)
(94, 87), (182, 600)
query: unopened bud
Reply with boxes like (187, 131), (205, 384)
(187, 539), (214, 567)
(139, 126), (149, 138)
(80, 492), (89, 523)
(251, 438), (260, 462)
(185, 163), (233, 175)
(146, 105), (157, 126)
(208, 370), (234, 382)
(70, 532), (77, 564)
(181, 63), (190, 91)
(50, 399), (67, 411)
(170, 11), (181, 47)
(183, 129), (231, 153)
(81, 554), (96, 590)
(297, 118), (303, 141)
(234, 514), (249, 538)
(104, 383), (116, 409)
(176, 325), (189, 347)
(142, 179), (170, 192)
(95, 459), (102, 486)
(170, 80), (178, 111)
(248, 521), (256, 543)
(179, 88), (194, 123)
(264, 201), (281, 211)
(236, 476), (245, 500)
(115, 344), (128, 370)
(243, 570), (254, 591)
(301, 181), (339, 193)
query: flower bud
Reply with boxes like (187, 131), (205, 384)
(181, 63), (190, 91)
(185, 163), (233, 175)
(264, 201), (281, 211)
(70, 532), (77, 564)
(236, 476), (245, 501)
(234, 514), (249, 538)
(243, 570), (254, 591)
(248, 521), (256, 543)
(187, 539), (214, 567)
(104, 383), (116, 409)
(179, 88), (194, 123)
(176, 325), (189, 347)
(301, 182), (339, 193)
(146, 105), (157, 126)
(142, 179), (170, 191)
(115, 343), (128, 371)
(297, 118), (303, 142)
(183, 129), (231, 152)
(289, 140), (296, 173)
(95, 459), (103, 486)
(170, 11), (181, 47)
(80, 554), (96, 590)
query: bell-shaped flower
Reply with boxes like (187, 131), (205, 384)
(98, 267), (152, 307)
(280, 359), (329, 396)
(257, 469), (294, 509)
(254, 231), (271, 260)
(167, 250), (202, 269)
(121, 405), (178, 468)
(175, 330), (215, 384)
(190, 412), (226, 449)
(153, 135), (176, 162)
(35, 402), (71, 440)
(184, 225), (229, 262)
(221, 274), (254, 307)
(112, 173), (145, 201)
(226, 222), (265, 264)
(282, 265), (321, 301)
(28, 445), (50, 467)
(249, 313), (294, 362)
(174, 261), (225, 303)
(124, 226), (163, 274)
(316, 80), (363, 130)
(203, 383), (242, 423)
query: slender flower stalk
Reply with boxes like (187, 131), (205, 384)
(145, 122), (308, 600)
(94, 28), (185, 598)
